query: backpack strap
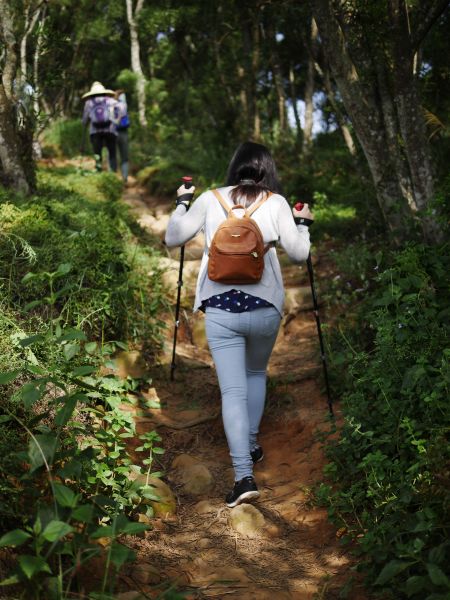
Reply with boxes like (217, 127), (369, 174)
(246, 191), (273, 217)
(212, 189), (232, 215)
(213, 189), (273, 218)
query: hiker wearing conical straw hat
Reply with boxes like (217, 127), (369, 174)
(81, 82), (119, 173)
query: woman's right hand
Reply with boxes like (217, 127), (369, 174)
(292, 202), (314, 220)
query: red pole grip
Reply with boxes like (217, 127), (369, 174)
(294, 202), (305, 211)
(182, 176), (193, 189)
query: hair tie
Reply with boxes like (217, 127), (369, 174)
(240, 179), (256, 185)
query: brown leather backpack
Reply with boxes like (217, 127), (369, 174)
(208, 189), (273, 285)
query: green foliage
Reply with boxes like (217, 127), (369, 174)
(41, 120), (86, 159)
(0, 168), (168, 596)
(320, 242), (450, 598)
(1, 168), (165, 345)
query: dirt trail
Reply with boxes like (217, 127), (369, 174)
(117, 182), (366, 600)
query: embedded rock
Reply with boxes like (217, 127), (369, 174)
(182, 464), (214, 496)
(229, 504), (265, 537)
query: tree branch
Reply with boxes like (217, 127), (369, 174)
(411, 0), (449, 51)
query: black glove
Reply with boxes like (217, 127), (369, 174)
(294, 216), (314, 227)
(176, 193), (194, 210)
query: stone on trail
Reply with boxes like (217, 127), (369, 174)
(193, 499), (216, 514)
(182, 464), (214, 495)
(171, 454), (214, 495)
(229, 504), (265, 537)
(131, 473), (177, 516)
(171, 453), (200, 470)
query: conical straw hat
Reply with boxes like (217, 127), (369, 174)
(82, 81), (115, 99)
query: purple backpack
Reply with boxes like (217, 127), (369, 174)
(90, 98), (111, 128)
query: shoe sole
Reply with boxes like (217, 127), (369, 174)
(226, 490), (260, 508)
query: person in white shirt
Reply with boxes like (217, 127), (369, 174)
(166, 142), (313, 507)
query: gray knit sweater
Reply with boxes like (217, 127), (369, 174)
(165, 186), (310, 315)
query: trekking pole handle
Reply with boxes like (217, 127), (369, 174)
(182, 176), (193, 189)
(294, 202), (314, 227)
(177, 176), (194, 208)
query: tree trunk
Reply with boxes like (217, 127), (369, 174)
(0, 0), (32, 194)
(289, 66), (302, 140)
(125, 0), (147, 127)
(20, 4), (41, 86)
(302, 18), (317, 156)
(267, 21), (287, 133)
(310, 0), (439, 238)
(251, 20), (261, 140)
(33, 10), (46, 117)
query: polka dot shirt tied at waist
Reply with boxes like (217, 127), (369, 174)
(202, 289), (273, 313)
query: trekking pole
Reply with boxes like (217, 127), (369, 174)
(170, 176), (193, 381)
(295, 202), (333, 417)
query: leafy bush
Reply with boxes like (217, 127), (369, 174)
(1, 168), (166, 346)
(41, 119), (85, 158)
(320, 243), (450, 598)
(0, 168), (168, 597)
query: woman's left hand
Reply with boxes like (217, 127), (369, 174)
(292, 202), (314, 220)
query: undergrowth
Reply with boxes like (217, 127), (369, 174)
(320, 241), (450, 599)
(0, 169), (170, 598)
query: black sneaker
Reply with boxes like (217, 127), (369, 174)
(225, 476), (260, 508)
(251, 446), (264, 464)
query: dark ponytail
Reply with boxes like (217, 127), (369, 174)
(225, 141), (282, 208)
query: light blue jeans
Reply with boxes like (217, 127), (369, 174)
(205, 306), (281, 481)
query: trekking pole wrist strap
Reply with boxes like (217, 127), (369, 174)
(294, 217), (314, 227)
(176, 193), (193, 209)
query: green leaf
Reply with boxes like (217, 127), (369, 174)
(19, 382), (43, 410)
(21, 272), (36, 283)
(375, 560), (413, 586)
(19, 334), (44, 348)
(120, 522), (148, 535)
(63, 343), (80, 361)
(109, 542), (134, 568)
(0, 371), (20, 385)
(41, 520), (74, 543)
(72, 365), (96, 376)
(72, 505), (95, 523)
(54, 395), (78, 427)
(18, 555), (51, 579)
(426, 564), (450, 587)
(28, 433), (58, 472)
(115, 341), (128, 350)
(0, 575), (20, 586)
(23, 300), (42, 312)
(85, 342), (98, 354)
(60, 329), (87, 342)
(0, 529), (32, 548)
(55, 263), (72, 277)
(406, 576), (427, 596)
(0, 415), (11, 423)
(53, 483), (78, 508)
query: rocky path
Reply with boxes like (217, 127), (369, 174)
(116, 183), (366, 600)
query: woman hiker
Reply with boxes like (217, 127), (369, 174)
(165, 142), (312, 508)
(82, 81), (118, 173)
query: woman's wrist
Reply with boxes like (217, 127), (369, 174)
(294, 216), (314, 227)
